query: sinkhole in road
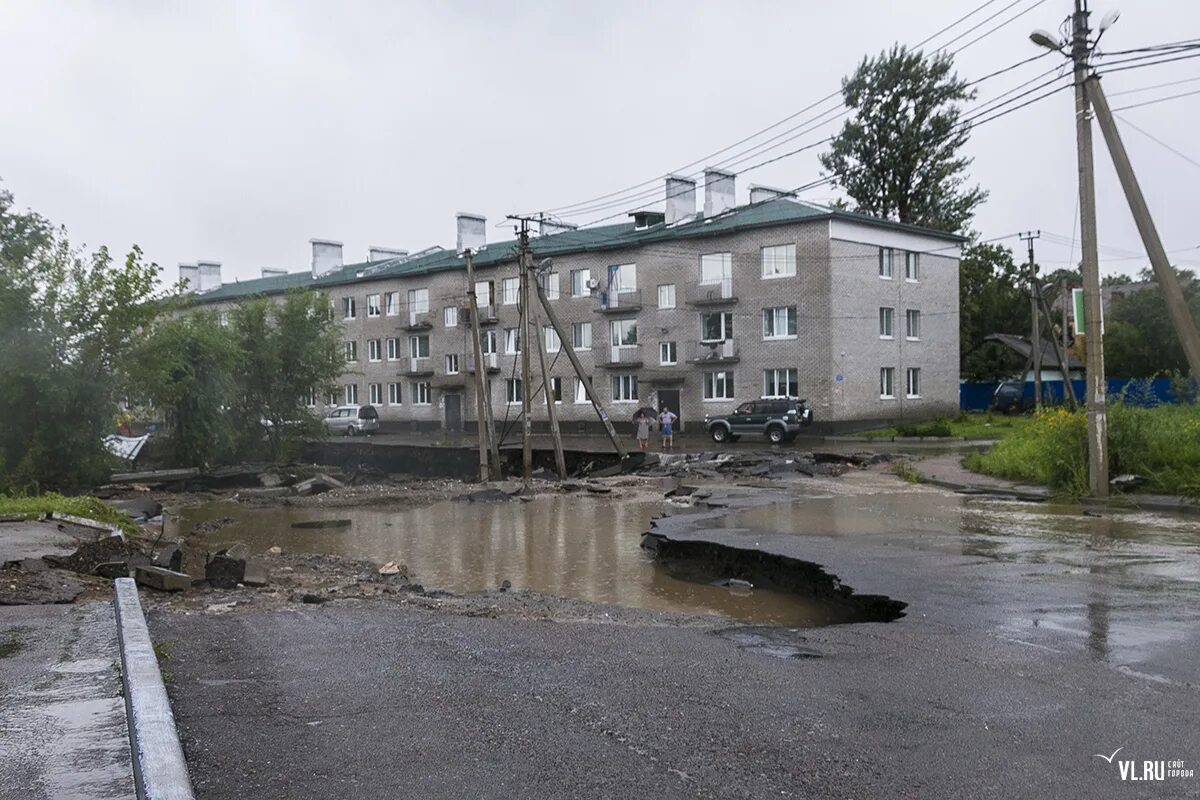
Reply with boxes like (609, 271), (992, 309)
(172, 494), (904, 627)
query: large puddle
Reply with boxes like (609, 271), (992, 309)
(171, 495), (866, 626)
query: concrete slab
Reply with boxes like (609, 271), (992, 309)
(0, 519), (91, 563)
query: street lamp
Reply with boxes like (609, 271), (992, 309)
(1029, 29), (1064, 51)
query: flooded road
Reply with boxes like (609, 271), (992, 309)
(172, 495), (856, 626)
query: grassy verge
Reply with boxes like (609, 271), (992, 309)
(965, 404), (1200, 497)
(0, 493), (139, 535)
(860, 413), (1033, 441)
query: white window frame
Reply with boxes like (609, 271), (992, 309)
(659, 341), (677, 366)
(543, 326), (560, 353)
(879, 247), (894, 280)
(446, 354), (460, 374)
(880, 367), (895, 400)
(657, 284), (676, 309)
(385, 292), (401, 316)
(367, 294), (382, 318)
(344, 383), (359, 404)
(475, 281), (492, 307)
(407, 288), (429, 314)
(607, 263), (637, 293)
(386, 337), (399, 361)
(905, 251), (920, 282)
(549, 377), (563, 404)
(574, 377), (592, 404)
(345, 340), (358, 363)
(572, 321), (592, 350)
(413, 381), (432, 406)
(610, 318), (637, 348)
(879, 307), (895, 339)
(443, 306), (458, 327)
(761, 244), (796, 279)
(540, 272), (560, 300)
(762, 306), (797, 340)
(610, 374), (638, 403)
(501, 277), (520, 306)
(305, 388), (318, 408)
(906, 309), (921, 340)
(506, 378), (523, 405)
(388, 382), (401, 405)
(481, 330), (497, 355)
(703, 370), (736, 401)
(409, 335), (430, 359)
(368, 338), (382, 363)
(571, 269), (591, 297)
(700, 311), (733, 343)
(763, 368), (799, 399)
(368, 382), (383, 405)
(700, 252), (732, 287)
(343, 297), (357, 319)
(504, 327), (521, 354)
(906, 367), (921, 398)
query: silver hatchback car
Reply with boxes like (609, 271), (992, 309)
(322, 404), (380, 436)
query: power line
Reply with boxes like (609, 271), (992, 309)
(1111, 86), (1200, 112)
(1113, 114), (1200, 171)
(937, 0), (1030, 52)
(1096, 38), (1200, 57)
(1093, 49), (1200, 75)
(1106, 74), (1200, 97)
(948, 0), (1052, 55)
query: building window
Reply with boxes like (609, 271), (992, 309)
(344, 383), (359, 404)
(343, 297), (357, 319)
(549, 376), (563, 403)
(879, 248), (894, 279)
(368, 339), (382, 362)
(544, 326), (561, 353)
(386, 337), (399, 361)
(481, 330), (497, 355)
(218, 310), (229, 327)
(659, 341), (677, 366)
(368, 383), (383, 405)
(700, 252), (732, 292)
(763, 368), (799, 398)
(388, 382), (401, 404)
(407, 288), (429, 314)
(611, 374), (638, 403)
(385, 292), (400, 316)
(305, 388), (318, 408)
(701, 311), (733, 342)
(367, 294), (381, 317)
(703, 371), (735, 400)
(574, 376), (593, 404)
(572, 321), (592, 350)
(906, 309), (921, 340)
(501, 277), (519, 306)
(344, 340), (358, 363)
(610, 318), (638, 347)
(539, 272), (559, 300)
(412, 382), (431, 405)
(606, 263), (637, 293)
(506, 378), (523, 405)
(761, 244), (796, 279)
(880, 367), (895, 399)
(905, 252), (920, 281)
(762, 307), (797, 339)
(879, 307), (894, 339)
(446, 354), (460, 374)
(571, 269), (591, 297)
(409, 335), (430, 359)
(504, 327), (521, 354)
(906, 367), (921, 398)
(326, 391), (339, 407)
(443, 306), (458, 327)
(475, 280), (493, 307)
(657, 284), (676, 309)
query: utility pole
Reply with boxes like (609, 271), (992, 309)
(1088, 77), (1200, 381)
(517, 221), (534, 488)
(1038, 286), (1078, 407)
(531, 305), (567, 479)
(1071, 0), (1108, 497)
(1021, 231), (1043, 410)
(464, 249), (500, 481)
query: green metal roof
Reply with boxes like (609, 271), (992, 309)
(190, 199), (965, 305)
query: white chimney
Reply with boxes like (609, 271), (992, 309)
(456, 213), (486, 254)
(704, 168), (736, 217)
(197, 260), (222, 292)
(262, 268), (288, 278)
(749, 184), (789, 204)
(368, 246), (408, 262)
(178, 263), (199, 293)
(664, 175), (696, 226)
(310, 239), (343, 278)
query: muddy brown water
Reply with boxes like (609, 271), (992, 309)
(171, 495), (854, 626)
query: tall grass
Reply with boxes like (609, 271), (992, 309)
(0, 493), (139, 535)
(966, 403), (1200, 497)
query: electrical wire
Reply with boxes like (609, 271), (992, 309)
(1113, 114), (1200, 171)
(1110, 86), (1200, 112)
(948, 0), (1052, 55)
(1092, 49), (1200, 75)
(1105, 74), (1200, 97)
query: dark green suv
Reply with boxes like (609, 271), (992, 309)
(704, 398), (813, 444)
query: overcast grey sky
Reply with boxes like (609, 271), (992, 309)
(2, 0), (1197, 284)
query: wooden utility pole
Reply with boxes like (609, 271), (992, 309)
(1021, 231), (1043, 409)
(517, 222), (533, 488)
(1088, 76), (1200, 382)
(1070, 0), (1108, 497)
(464, 249), (500, 481)
(531, 305), (567, 479)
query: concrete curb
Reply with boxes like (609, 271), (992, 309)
(113, 577), (196, 800)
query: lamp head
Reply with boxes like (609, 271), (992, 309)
(1030, 29), (1064, 51)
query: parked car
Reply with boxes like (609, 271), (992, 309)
(990, 381), (1034, 415)
(322, 404), (380, 436)
(704, 398), (813, 444)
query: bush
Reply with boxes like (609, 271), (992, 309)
(896, 419), (954, 438)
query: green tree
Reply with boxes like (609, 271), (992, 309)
(820, 45), (986, 235)
(0, 184), (162, 491)
(959, 242), (1029, 380)
(1104, 268), (1200, 378)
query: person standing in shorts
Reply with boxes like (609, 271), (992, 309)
(658, 406), (677, 450)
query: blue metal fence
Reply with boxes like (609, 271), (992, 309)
(960, 377), (1182, 411)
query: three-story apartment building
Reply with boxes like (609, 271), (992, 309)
(186, 172), (964, 433)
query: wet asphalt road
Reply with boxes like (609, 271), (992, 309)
(150, 475), (1200, 799)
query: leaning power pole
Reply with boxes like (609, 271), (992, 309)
(531, 303), (567, 479)
(1070, 0), (1109, 497)
(1088, 77), (1200, 382)
(464, 249), (500, 481)
(516, 220), (534, 488)
(1021, 231), (1043, 409)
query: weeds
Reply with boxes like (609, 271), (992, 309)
(0, 493), (138, 536)
(892, 461), (921, 483)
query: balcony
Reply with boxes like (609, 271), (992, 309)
(466, 352), (501, 374)
(404, 357), (434, 377)
(403, 307), (433, 331)
(433, 373), (467, 389)
(461, 304), (499, 326)
(686, 280), (737, 306)
(598, 344), (644, 369)
(594, 289), (642, 314)
(688, 338), (739, 365)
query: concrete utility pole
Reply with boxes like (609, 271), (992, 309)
(1071, 0), (1109, 497)
(517, 221), (534, 488)
(1021, 231), (1043, 410)
(464, 249), (500, 481)
(1088, 77), (1200, 382)
(1038, 285), (1079, 407)
(531, 305), (567, 480)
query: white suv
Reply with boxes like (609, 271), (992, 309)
(322, 404), (380, 436)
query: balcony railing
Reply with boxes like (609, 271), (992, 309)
(404, 356), (434, 376)
(460, 304), (499, 325)
(595, 289), (642, 314)
(598, 344), (644, 369)
(466, 352), (500, 373)
(404, 307), (433, 330)
(688, 338), (739, 364)
(686, 280), (736, 306)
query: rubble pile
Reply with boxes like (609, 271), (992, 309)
(632, 450), (900, 480)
